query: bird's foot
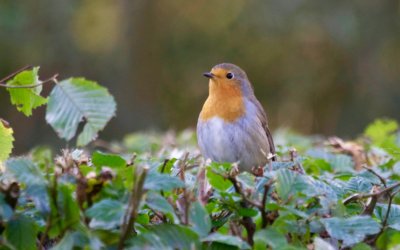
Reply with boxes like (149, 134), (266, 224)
(251, 166), (264, 177)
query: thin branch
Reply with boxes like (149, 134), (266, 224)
(261, 179), (274, 228)
(0, 65), (33, 83)
(227, 175), (257, 246)
(343, 182), (400, 205)
(177, 153), (190, 225)
(362, 186), (380, 215)
(382, 193), (394, 228)
(363, 165), (387, 187)
(227, 175), (262, 208)
(0, 74), (59, 88)
(118, 167), (148, 250)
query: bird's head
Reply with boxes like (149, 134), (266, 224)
(203, 63), (254, 97)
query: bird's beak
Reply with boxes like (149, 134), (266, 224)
(203, 72), (215, 79)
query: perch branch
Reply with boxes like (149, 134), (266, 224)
(343, 182), (400, 205)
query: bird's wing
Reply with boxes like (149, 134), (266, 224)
(252, 96), (276, 161)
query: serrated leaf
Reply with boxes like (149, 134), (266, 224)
(92, 151), (126, 169)
(5, 214), (37, 250)
(202, 233), (251, 249)
(127, 224), (200, 249)
(6, 67), (48, 116)
(321, 216), (380, 247)
(375, 203), (400, 230)
(254, 228), (287, 249)
(144, 171), (185, 191)
(189, 201), (211, 237)
(45, 77), (116, 146)
(0, 120), (14, 162)
(86, 199), (125, 230)
(345, 176), (373, 193)
(275, 169), (309, 200)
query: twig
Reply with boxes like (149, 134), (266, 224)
(362, 185), (380, 215)
(227, 175), (262, 208)
(0, 65), (32, 83)
(343, 182), (400, 205)
(227, 175), (257, 245)
(382, 189), (400, 228)
(366, 189), (400, 245)
(118, 167), (148, 250)
(261, 179), (274, 228)
(382, 193), (394, 228)
(0, 74), (59, 88)
(178, 153), (190, 225)
(363, 165), (387, 187)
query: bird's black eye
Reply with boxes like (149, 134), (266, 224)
(226, 72), (234, 79)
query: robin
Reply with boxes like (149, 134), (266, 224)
(197, 63), (276, 172)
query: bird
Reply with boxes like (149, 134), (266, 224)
(197, 63), (276, 172)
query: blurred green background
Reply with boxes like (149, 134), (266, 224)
(1, 0), (400, 153)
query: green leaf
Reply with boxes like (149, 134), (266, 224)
(145, 191), (176, 216)
(5, 158), (47, 185)
(345, 176), (373, 193)
(365, 119), (399, 157)
(5, 215), (37, 250)
(144, 171), (185, 191)
(30, 145), (53, 168)
(92, 151), (126, 169)
(189, 201), (211, 237)
(376, 229), (400, 250)
(136, 213), (150, 225)
(49, 184), (80, 237)
(238, 207), (258, 217)
(0, 120), (14, 162)
(254, 228), (287, 249)
(202, 233), (251, 249)
(6, 67), (48, 116)
(127, 224), (200, 249)
(206, 169), (232, 192)
(86, 199), (125, 230)
(5, 157), (50, 213)
(352, 242), (372, 250)
(321, 216), (380, 247)
(275, 169), (308, 200)
(45, 77), (116, 146)
(0, 193), (13, 221)
(375, 203), (400, 230)
(53, 229), (103, 250)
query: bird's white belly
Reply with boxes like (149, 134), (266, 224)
(197, 114), (269, 170)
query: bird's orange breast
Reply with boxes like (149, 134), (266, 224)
(199, 81), (245, 122)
